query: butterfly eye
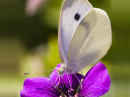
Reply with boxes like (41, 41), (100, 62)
(74, 13), (81, 21)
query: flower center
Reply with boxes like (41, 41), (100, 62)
(58, 85), (79, 97)
(57, 73), (84, 97)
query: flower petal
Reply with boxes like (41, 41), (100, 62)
(20, 77), (60, 97)
(79, 62), (111, 97)
(49, 64), (62, 86)
(58, 72), (83, 95)
(50, 64), (84, 89)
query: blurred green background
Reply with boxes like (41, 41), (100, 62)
(0, 0), (129, 97)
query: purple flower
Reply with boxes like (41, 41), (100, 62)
(20, 62), (111, 97)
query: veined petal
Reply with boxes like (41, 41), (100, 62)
(20, 77), (60, 97)
(79, 62), (111, 97)
(59, 72), (83, 95)
(49, 64), (62, 86)
(50, 64), (84, 96)
(50, 64), (84, 89)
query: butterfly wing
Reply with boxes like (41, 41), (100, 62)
(58, 0), (93, 64)
(67, 8), (112, 72)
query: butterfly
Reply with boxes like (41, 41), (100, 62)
(58, 0), (112, 73)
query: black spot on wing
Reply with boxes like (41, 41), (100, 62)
(74, 13), (81, 21)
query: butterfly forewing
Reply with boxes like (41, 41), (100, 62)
(58, 0), (93, 64)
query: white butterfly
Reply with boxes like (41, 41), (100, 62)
(58, 0), (112, 73)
